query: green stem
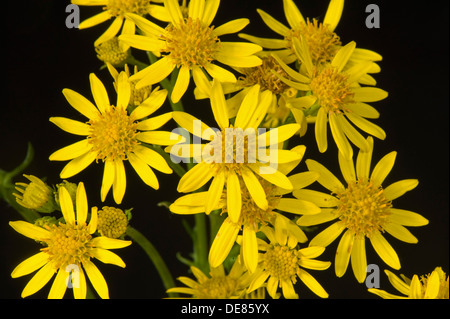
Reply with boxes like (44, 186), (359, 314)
(126, 226), (177, 297)
(193, 214), (209, 274)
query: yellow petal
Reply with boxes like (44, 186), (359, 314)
(310, 222), (346, 247)
(293, 189), (338, 208)
(101, 159), (115, 202)
(49, 139), (93, 162)
(201, 0), (219, 26)
(383, 179), (419, 201)
(424, 270), (440, 299)
(165, 0), (184, 26)
(124, 12), (165, 37)
(352, 87), (388, 102)
(91, 236), (132, 249)
(383, 222), (418, 244)
(238, 33), (288, 49)
(227, 171), (242, 223)
(188, 0), (205, 20)
(369, 231), (401, 270)
(128, 153), (159, 189)
(137, 131), (183, 145)
(131, 57), (175, 89)
(243, 226), (258, 273)
(210, 79), (229, 129)
(323, 0), (344, 31)
(60, 151), (97, 179)
(76, 182), (88, 225)
(345, 113), (386, 140)
(241, 166), (268, 210)
(257, 9), (290, 36)
(220, 42), (262, 57)
(338, 149), (356, 184)
(215, 52), (262, 68)
(49, 117), (90, 136)
(204, 63), (237, 83)
(205, 170), (225, 214)
(277, 198), (321, 215)
(59, 186), (76, 225)
(298, 269), (329, 298)
(329, 112), (353, 159)
(112, 160), (126, 204)
(48, 268), (69, 299)
(21, 262), (55, 298)
(11, 252), (48, 278)
(297, 209), (338, 226)
(177, 162), (214, 193)
(335, 230), (354, 277)
(282, 0), (306, 29)
(315, 107), (328, 153)
(62, 88), (100, 120)
(131, 89), (168, 120)
(350, 236), (367, 283)
(89, 73), (110, 114)
(384, 270), (410, 296)
(370, 151), (397, 186)
(331, 41), (356, 72)
(388, 209), (429, 227)
(208, 218), (240, 267)
(83, 260), (109, 299)
(214, 18), (249, 36)
(355, 136), (373, 180)
(305, 159), (345, 193)
(171, 65), (191, 103)
(79, 10), (111, 29)
(172, 111), (213, 140)
(90, 248), (126, 268)
(133, 145), (172, 174)
(94, 16), (123, 46)
(136, 112), (173, 131)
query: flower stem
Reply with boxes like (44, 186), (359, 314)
(125, 226), (177, 297)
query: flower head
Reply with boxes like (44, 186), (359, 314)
(297, 137), (429, 282)
(97, 206), (129, 238)
(9, 182), (132, 299)
(73, 0), (167, 46)
(119, 0), (263, 102)
(369, 267), (449, 299)
(247, 224), (330, 299)
(275, 40), (388, 159)
(95, 36), (131, 67)
(49, 71), (181, 204)
(13, 175), (57, 213)
(166, 260), (252, 298)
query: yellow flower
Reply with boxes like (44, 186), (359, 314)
(95, 36), (131, 67)
(170, 145), (322, 273)
(297, 137), (429, 282)
(73, 0), (167, 46)
(274, 41), (388, 159)
(169, 80), (301, 225)
(239, 0), (381, 84)
(97, 206), (129, 238)
(49, 71), (181, 204)
(247, 224), (330, 299)
(166, 260), (252, 298)
(369, 267), (449, 299)
(119, 0), (263, 102)
(13, 175), (57, 213)
(9, 182), (132, 299)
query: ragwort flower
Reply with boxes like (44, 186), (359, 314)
(368, 267), (449, 299)
(297, 137), (429, 282)
(49, 71), (181, 204)
(119, 0), (263, 102)
(9, 182), (132, 299)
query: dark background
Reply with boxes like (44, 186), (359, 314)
(1, 0), (448, 300)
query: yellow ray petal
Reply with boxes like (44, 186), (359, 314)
(257, 9), (290, 36)
(315, 107), (328, 153)
(369, 231), (401, 270)
(128, 153), (159, 189)
(305, 159), (345, 193)
(205, 170), (225, 214)
(83, 260), (109, 299)
(329, 112), (353, 159)
(310, 221), (346, 247)
(94, 16), (123, 46)
(131, 57), (175, 89)
(124, 13), (165, 37)
(89, 73), (110, 114)
(355, 136), (373, 180)
(165, 0), (184, 26)
(112, 160), (126, 204)
(11, 252), (48, 278)
(48, 268), (69, 299)
(338, 149), (356, 184)
(136, 112), (173, 131)
(62, 88), (100, 120)
(238, 33), (288, 49)
(277, 198), (321, 215)
(204, 63), (237, 83)
(49, 117), (90, 136)
(91, 236), (132, 249)
(60, 150), (97, 179)
(370, 151), (397, 186)
(49, 139), (93, 162)
(227, 171), (242, 223)
(383, 222), (418, 244)
(210, 79), (229, 129)
(243, 226), (258, 273)
(171, 65), (191, 103)
(90, 248), (127, 268)
(76, 182), (88, 225)
(133, 145), (172, 174)
(177, 162), (214, 193)
(101, 159), (115, 202)
(388, 209), (429, 227)
(345, 113), (386, 140)
(296, 209), (338, 226)
(208, 218), (240, 267)
(79, 10), (111, 29)
(214, 18), (249, 36)
(383, 179), (419, 201)
(323, 0), (344, 31)
(282, 0), (306, 29)
(137, 131), (183, 145)
(298, 269), (329, 298)
(335, 230), (354, 277)
(350, 236), (367, 283)
(59, 186), (76, 225)
(131, 89), (168, 120)
(241, 166), (268, 210)
(21, 262), (55, 298)
(293, 189), (338, 208)
(202, 0), (219, 26)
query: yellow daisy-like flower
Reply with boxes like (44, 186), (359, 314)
(169, 80), (301, 223)
(246, 225), (330, 299)
(368, 267), (449, 299)
(95, 36), (131, 67)
(72, 0), (167, 46)
(119, 0), (263, 102)
(166, 260), (252, 298)
(170, 145), (322, 274)
(49, 71), (181, 204)
(297, 137), (429, 282)
(9, 182), (132, 299)
(274, 40), (388, 159)
(239, 0), (381, 84)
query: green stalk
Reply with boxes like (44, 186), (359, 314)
(126, 226), (177, 297)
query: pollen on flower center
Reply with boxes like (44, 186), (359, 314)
(88, 106), (139, 162)
(95, 37), (130, 67)
(161, 17), (221, 68)
(286, 18), (341, 65)
(195, 276), (238, 299)
(263, 244), (299, 283)
(239, 56), (296, 96)
(335, 179), (392, 237)
(106, 0), (151, 17)
(309, 66), (354, 113)
(42, 223), (93, 270)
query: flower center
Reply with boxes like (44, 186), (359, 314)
(88, 106), (139, 162)
(205, 127), (257, 175)
(95, 37), (130, 67)
(195, 276), (239, 299)
(161, 17), (221, 68)
(335, 179), (392, 238)
(42, 223), (93, 270)
(263, 244), (299, 283)
(97, 206), (128, 239)
(239, 56), (297, 96)
(309, 66), (354, 113)
(286, 18), (341, 65)
(106, 0), (151, 17)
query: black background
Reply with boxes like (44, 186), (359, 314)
(1, 0), (448, 302)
